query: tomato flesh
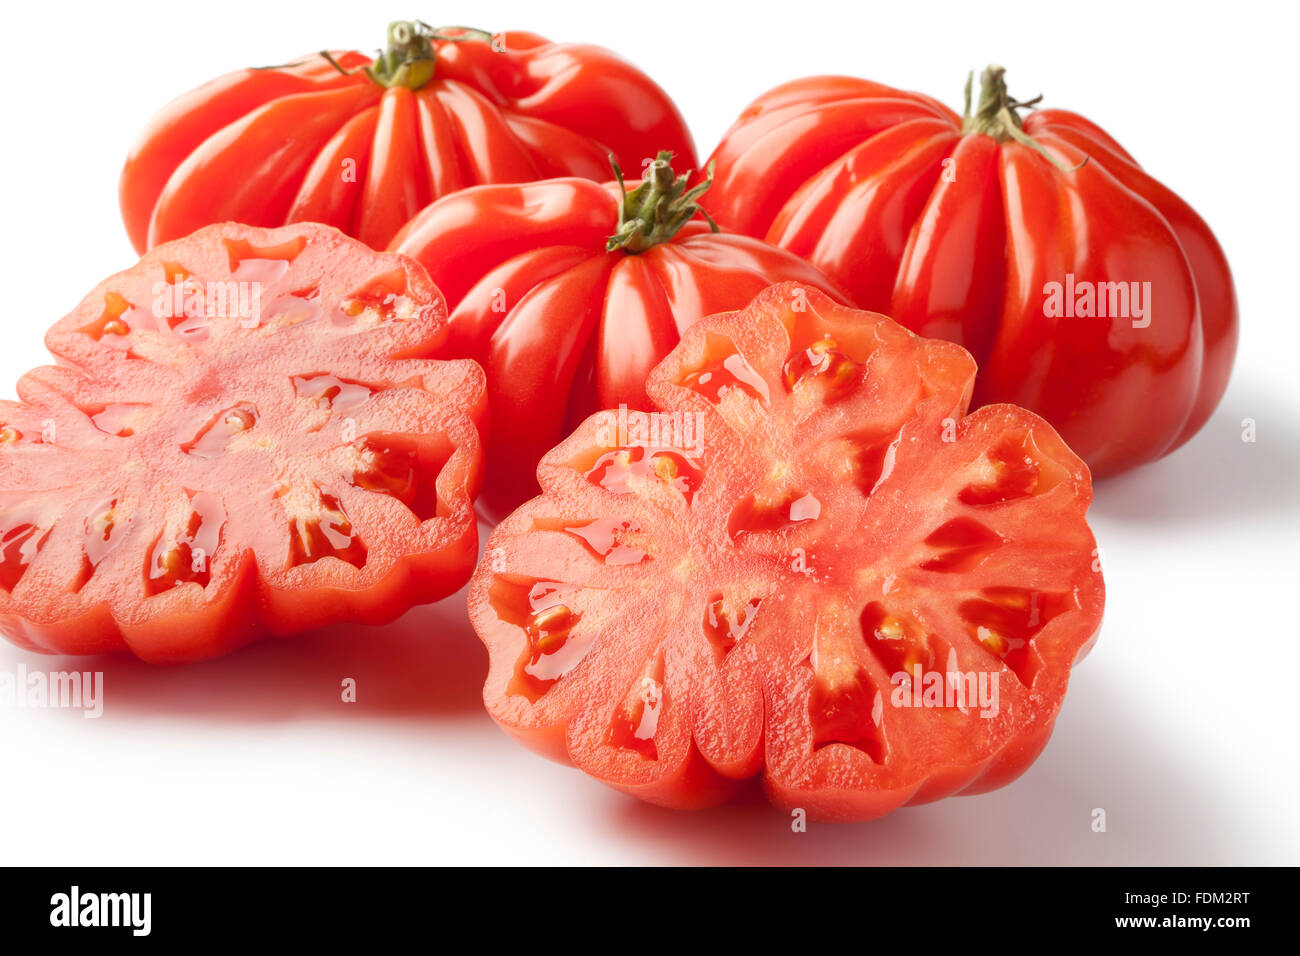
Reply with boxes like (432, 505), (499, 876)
(470, 285), (1104, 820)
(0, 223), (484, 663)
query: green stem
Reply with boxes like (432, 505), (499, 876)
(318, 21), (497, 91)
(961, 65), (1084, 173)
(606, 151), (718, 254)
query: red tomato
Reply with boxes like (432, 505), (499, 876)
(704, 67), (1237, 478)
(391, 152), (846, 520)
(120, 23), (696, 254)
(469, 284), (1104, 820)
(0, 223), (485, 663)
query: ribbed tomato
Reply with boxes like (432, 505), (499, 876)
(120, 22), (696, 253)
(391, 152), (846, 520)
(704, 66), (1237, 478)
(470, 284), (1104, 820)
(0, 223), (484, 663)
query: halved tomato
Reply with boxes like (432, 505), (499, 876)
(469, 284), (1103, 820)
(0, 222), (484, 663)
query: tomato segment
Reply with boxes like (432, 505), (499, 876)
(470, 284), (1103, 820)
(0, 223), (484, 663)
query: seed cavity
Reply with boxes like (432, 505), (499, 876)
(582, 446), (701, 502)
(677, 333), (770, 405)
(958, 587), (1072, 685)
(959, 429), (1069, 506)
(703, 593), (762, 660)
(283, 487), (366, 570)
(489, 575), (593, 703)
(182, 403), (259, 459)
(919, 517), (1002, 573)
(144, 490), (224, 595)
(782, 334), (863, 403)
(608, 653), (665, 760)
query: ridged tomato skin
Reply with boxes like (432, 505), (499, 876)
(0, 223), (485, 663)
(704, 73), (1237, 478)
(391, 176), (848, 522)
(120, 29), (697, 253)
(469, 283), (1104, 821)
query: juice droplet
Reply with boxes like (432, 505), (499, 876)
(680, 338), (771, 405)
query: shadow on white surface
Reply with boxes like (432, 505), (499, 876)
(11, 586), (487, 723)
(1090, 384), (1300, 526)
(590, 668), (1246, 865)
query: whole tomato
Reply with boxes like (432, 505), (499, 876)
(391, 152), (846, 520)
(120, 22), (696, 253)
(704, 66), (1237, 478)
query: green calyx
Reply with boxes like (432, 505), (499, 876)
(961, 65), (1085, 173)
(321, 21), (495, 91)
(606, 151), (718, 254)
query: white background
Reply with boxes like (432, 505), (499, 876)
(1, 0), (1296, 865)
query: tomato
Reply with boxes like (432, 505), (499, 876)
(704, 66), (1237, 478)
(120, 22), (696, 254)
(469, 284), (1104, 820)
(0, 222), (485, 663)
(391, 152), (846, 521)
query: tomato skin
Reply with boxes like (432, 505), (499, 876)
(391, 177), (847, 522)
(704, 74), (1237, 477)
(0, 223), (485, 663)
(470, 284), (1104, 820)
(120, 30), (697, 253)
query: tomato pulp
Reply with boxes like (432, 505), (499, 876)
(0, 223), (485, 662)
(470, 284), (1104, 820)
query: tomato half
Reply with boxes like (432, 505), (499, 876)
(120, 22), (697, 253)
(470, 284), (1104, 821)
(0, 222), (484, 663)
(704, 67), (1237, 478)
(391, 152), (846, 521)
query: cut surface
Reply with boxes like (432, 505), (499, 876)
(470, 283), (1103, 821)
(0, 222), (484, 662)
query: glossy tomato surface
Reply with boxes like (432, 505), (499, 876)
(470, 284), (1104, 820)
(705, 68), (1237, 478)
(392, 158), (845, 520)
(120, 24), (697, 253)
(0, 223), (484, 663)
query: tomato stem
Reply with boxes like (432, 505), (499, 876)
(317, 21), (497, 91)
(606, 151), (719, 254)
(961, 65), (1085, 173)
